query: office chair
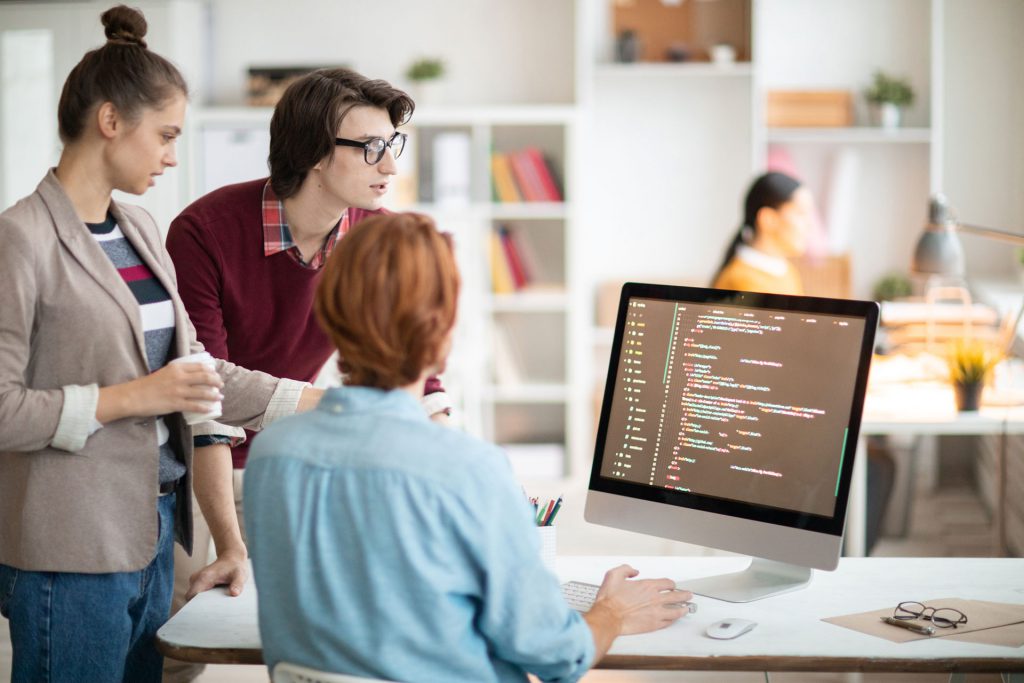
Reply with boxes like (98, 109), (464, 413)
(272, 661), (400, 683)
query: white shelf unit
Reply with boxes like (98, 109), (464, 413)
(595, 63), (755, 78)
(470, 109), (580, 481)
(765, 127), (933, 145)
(576, 0), (944, 480)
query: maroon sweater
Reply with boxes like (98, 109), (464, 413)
(166, 178), (440, 467)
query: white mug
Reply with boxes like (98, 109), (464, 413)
(170, 351), (223, 425)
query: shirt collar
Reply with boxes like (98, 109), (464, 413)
(261, 179), (348, 269)
(318, 385), (428, 421)
(736, 244), (789, 277)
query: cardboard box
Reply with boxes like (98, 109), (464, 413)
(766, 90), (853, 127)
(247, 65), (333, 106)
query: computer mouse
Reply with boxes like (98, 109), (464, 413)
(705, 618), (757, 639)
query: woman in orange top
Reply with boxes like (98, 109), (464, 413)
(711, 172), (815, 295)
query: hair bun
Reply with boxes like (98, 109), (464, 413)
(101, 5), (148, 48)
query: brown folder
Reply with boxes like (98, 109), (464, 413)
(823, 598), (1024, 647)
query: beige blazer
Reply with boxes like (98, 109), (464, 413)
(0, 171), (289, 573)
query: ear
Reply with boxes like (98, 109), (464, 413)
(755, 205), (781, 234)
(95, 102), (120, 140)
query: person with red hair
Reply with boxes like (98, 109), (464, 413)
(245, 212), (690, 683)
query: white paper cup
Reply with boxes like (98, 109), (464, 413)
(170, 351), (222, 425)
(537, 525), (557, 574)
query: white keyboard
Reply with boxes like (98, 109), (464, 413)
(560, 581), (601, 611)
(560, 580), (698, 613)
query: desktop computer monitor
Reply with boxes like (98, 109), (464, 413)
(586, 283), (878, 602)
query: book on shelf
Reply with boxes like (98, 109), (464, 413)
(498, 226), (529, 289)
(507, 225), (541, 285)
(489, 229), (516, 294)
(522, 147), (562, 202)
(490, 152), (522, 203)
(490, 146), (562, 203)
(508, 149), (544, 202)
(491, 224), (548, 292)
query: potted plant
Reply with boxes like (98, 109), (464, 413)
(865, 70), (915, 129)
(946, 338), (1001, 411)
(872, 272), (913, 302)
(405, 57), (445, 105)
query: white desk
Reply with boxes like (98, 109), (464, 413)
(156, 556), (1024, 678)
(846, 372), (1024, 557)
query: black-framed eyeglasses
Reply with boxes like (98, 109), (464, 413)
(334, 131), (407, 165)
(893, 601), (968, 629)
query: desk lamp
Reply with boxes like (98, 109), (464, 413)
(912, 194), (1024, 354)
(912, 194), (1024, 277)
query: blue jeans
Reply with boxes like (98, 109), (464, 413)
(0, 493), (176, 683)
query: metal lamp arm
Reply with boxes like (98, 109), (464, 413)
(957, 222), (1024, 246)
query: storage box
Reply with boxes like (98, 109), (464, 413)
(246, 65), (335, 106)
(766, 90), (853, 127)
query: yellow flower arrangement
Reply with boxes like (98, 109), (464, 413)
(946, 338), (1001, 386)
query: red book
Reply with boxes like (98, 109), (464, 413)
(498, 226), (528, 289)
(524, 147), (562, 201)
(508, 149), (544, 202)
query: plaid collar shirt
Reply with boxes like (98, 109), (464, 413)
(262, 180), (348, 269)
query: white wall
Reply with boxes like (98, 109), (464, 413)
(943, 0), (1024, 279)
(0, 0), (203, 230)
(581, 72), (754, 291)
(204, 0), (575, 106)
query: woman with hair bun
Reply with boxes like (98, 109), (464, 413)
(711, 171), (815, 295)
(0, 6), (321, 681)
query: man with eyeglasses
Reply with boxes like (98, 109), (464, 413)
(163, 67), (450, 683)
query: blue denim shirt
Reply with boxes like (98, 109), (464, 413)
(245, 386), (594, 683)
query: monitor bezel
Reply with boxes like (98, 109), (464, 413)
(588, 282), (879, 537)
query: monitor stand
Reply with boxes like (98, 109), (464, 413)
(683, 558), (812, 603)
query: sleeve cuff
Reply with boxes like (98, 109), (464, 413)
(190, 420), (246, 445)
(51, 384), (100, 452)
(259, 378), (309, 429)
(420, 391), (453, 417)
(193, 434), (235, 448)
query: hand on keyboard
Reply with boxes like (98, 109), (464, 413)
(560, 580), (697, 614)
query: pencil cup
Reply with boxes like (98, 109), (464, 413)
(537, 525), (557, 574)
(170, 351), (222, 425)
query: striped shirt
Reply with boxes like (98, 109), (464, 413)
(87, 213), (185, 485)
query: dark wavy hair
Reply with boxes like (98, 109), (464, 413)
(268, 68), (415, 199)
(57, 5), (188, 143)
